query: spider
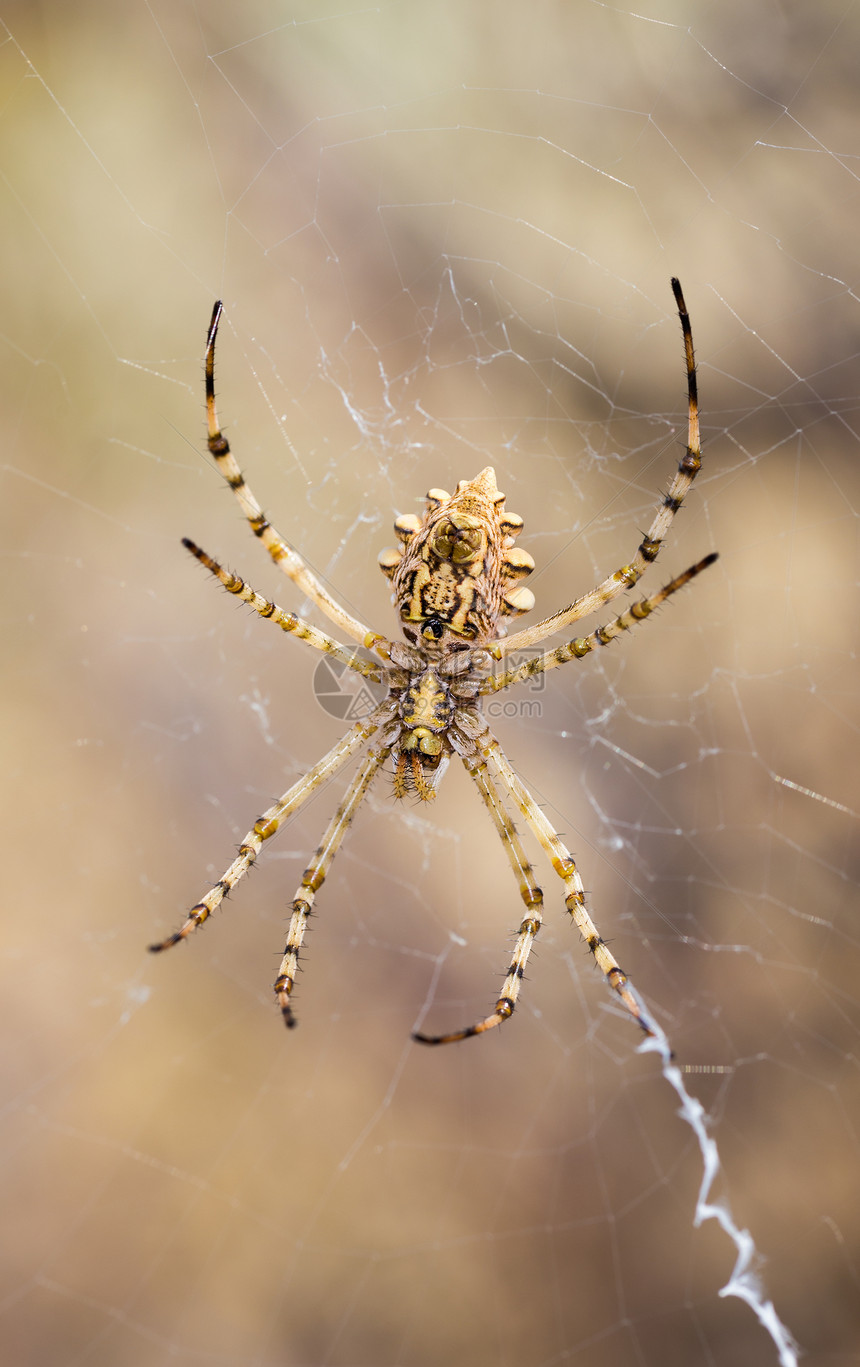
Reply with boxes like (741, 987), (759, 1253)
(150, 279), (717, 1044)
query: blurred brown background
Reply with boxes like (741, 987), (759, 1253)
(1, 1), (858, 1364)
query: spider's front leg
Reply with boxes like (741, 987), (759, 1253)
(412, 752), (545, 1045)
(487, 736), (657, 1038)
(273, 745), (389, 1028)
(148, 709), (391, 955)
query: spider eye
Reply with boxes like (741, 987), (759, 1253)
(423, 617), (445, 640)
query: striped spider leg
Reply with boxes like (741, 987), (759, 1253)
(149, 541), (401, 1023)
(152, 280), (716, 1044)
(148, 702), (394, 955)
(273, 742), (391, 1027)
(479, 553), (718, 697)
(412, 751), (545, 1043)
(412, 557), (717, 1045)
(202, 300), (387, 656)
(493, 277), (703, 662)
(149, 307), (397, 974)
(406, 279), (717, 1044)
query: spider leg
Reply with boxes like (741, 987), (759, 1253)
(412, 753), (544, 1045)
(204, 302), (384, 653)
(480, 553), (718, 696)
(148, 706), (392, 954)
(484, 735), (657, 1038)
(183, 537), (389, 680)
(496, 278), (704, 657)
(274, 744), (389, 1027)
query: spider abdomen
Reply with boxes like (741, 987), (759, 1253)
(378, 466), (534, 646)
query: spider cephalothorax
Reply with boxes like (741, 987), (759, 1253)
(150, 281), (717, 1045)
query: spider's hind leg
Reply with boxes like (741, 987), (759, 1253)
(202, 301), (384, 652)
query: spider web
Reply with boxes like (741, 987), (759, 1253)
(1, 2), (857, 1364)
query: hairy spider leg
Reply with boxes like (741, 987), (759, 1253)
(412, 754), (544, 1044)
(204, 301), (385, 655)
(495, 278), (702, 658)
(481, 554), (718, 696)
(182, 536), (388, 680)
(274, 745), (390, 1027)
(149, 709), (390, 953)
